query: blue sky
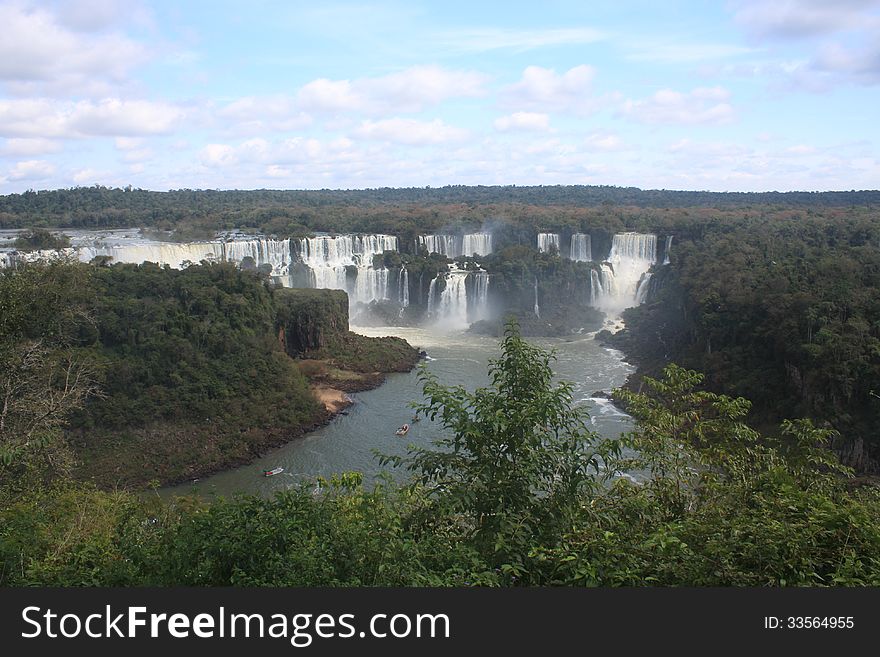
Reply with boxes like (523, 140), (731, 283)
(0, 0), (878, 193)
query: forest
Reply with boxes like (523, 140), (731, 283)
(1, 185), (879, 586)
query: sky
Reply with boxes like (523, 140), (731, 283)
(0, 0), (878, 193)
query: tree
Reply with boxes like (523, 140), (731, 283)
(384, 320), (614, 571)
(0, 261), (100, 481)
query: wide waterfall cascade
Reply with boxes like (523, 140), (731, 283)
(418, 233), (493, 258)
(663, 235), (673, 265)
(427, 268), (470, 330)
(3, 233), (294, 275)
(570, 233), (592, 261)
(591, 233), (658, 317)
(537, 233), (560, 253)
(297, 234), (398, 305)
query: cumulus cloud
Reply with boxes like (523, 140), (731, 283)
(353, 118), (469, 145)
(297, 66), (488, 116)
(583, 132), (625, 151)
(0, 98), (186, 138)
(0, 1), (148, 96)
(199, 143), (238, 168)
(1, 137), (62, 156)
(8, 159), (56, 181)
(217, 96), (312, 133)
(501, 65), (601, 114)
(621, 87), (735, 125)
(494, 112), (551, 132)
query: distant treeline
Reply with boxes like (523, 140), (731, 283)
(1, 185), (878, 236)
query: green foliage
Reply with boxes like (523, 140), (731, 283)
(383, 321), (613, 572)
(12, 228), (71, 251)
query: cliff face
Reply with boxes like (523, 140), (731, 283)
(275, 288), (350, 356)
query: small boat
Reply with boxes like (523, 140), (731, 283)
(395, 423), (410, 436)
(263, 467), (284, 477)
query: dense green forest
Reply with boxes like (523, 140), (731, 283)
(1, 185), (877, 471)
(1, 185), (879, 587)
(2, 316), (879, 586)
(0, 260), (418, 488)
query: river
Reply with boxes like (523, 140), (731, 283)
(163, 325), (635, 499)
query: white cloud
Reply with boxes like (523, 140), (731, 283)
(72, 167), (110, 184)
(731, 0), (880, 87)
(732, 0), (879, 39)
(353, 118), (469, 145)
(0, 2), (148, 96)
(502, 65), (601, 113)
(621, 87), (735, 125)
(494, 112), (550, 132)
(297, 66), (488, 116)
(200, 144), (238, 168)
(217, 96), (313, 133)
(584, 132), (624, 151)
(8, 159), (56, 181)
(0, 98), (186, 138)
(1, 137), (62, 156)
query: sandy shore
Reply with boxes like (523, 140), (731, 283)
(312, 385), (353, 414)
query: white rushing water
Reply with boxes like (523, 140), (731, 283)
(470, 270), (490, 322)
(591, 233), (657, 317)
(0, 229), (294, 276)
(570, 233), (592, 261)
(419, 233), (493, 258)
(297, 234), (398, 305)
(533, 277), (541, 318)
(663, 235), (673, 265)
(427, 268), (470, 330)
(398, 268), (409, 308)
(537, 233), (560, 253)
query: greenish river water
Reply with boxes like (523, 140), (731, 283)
(163, 326), (635, 499)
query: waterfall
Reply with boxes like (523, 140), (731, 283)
(297, 234), (398, 305)
(419, 233), (493, 258)
(427, 276), (438, 313)
(419, 235), (457, 257)
(537, 233), (560, 253)
(635, 272), (652, 304)
(591, 233), (657, 315)
(427, 269), (469, 330)
(570, 233), (591, 262)
(5, 235), (295, 275)
(663, 235), (673, 265)
(461, 233), (492, 256)
(398, 267), (409, 307)
(470, 270), (490, 322)
(533, 278), (540, 318)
